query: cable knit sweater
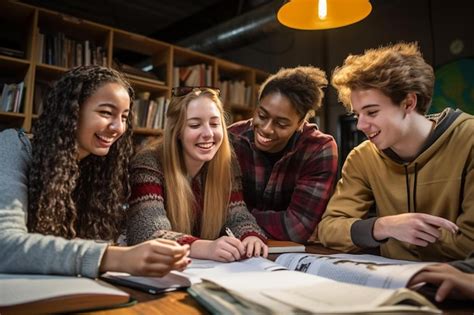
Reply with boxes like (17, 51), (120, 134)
(126, 146), (267, 245)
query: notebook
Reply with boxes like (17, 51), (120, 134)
(0, 274), (133, 314)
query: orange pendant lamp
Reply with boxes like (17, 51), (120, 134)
(277, 0), (372, 30)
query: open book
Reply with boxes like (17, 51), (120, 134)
(184, 254), (440, 314)
(0, 274), (133, 314)
(275, 253), (434, 289)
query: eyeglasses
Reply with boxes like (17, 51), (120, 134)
(171, 86), (221, 97)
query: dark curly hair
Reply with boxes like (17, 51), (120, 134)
(28, 65), (135, 241)
(259, 66), (328, 119)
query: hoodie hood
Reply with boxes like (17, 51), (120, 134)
(381, 108), (466, 166)
(377, 108), (470, 212)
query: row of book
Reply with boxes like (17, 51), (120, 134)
(133, 92), (169, 129)
(36, 31), (107, 68)
(172, 63), (253, 108)
(173, 64), (213, 88)
(0, 81), (25, 113)
(218, 79), (252, 107)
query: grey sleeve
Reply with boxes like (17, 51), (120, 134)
(350, 217), (386, 248)
(0, 129), (108, 278)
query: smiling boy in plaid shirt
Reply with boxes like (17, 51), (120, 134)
(229, 66), (338, 242)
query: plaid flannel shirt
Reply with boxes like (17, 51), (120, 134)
(229, 119), (338, 242)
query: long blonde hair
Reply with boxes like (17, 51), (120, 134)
(162, 89), (232, 239)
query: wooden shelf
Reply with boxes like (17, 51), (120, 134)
(134, 127), (163, 136)
(0, 1), (268, 135)
(0, 112), (26, 118)
(0, 55), (30, 67)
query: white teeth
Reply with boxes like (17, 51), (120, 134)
(96, 134), (114, 142)
(368, 131), (380, 139)
(197, 143), (214, 149)
(258, 133), (272, 143)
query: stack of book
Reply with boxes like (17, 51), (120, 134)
(132, 91), (169, 129)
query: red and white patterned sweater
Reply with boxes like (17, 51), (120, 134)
(126, 146), (267, 245)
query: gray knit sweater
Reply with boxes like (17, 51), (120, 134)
(0, 129), (107, 278)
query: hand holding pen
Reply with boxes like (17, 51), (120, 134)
(225, 227), (236, 238)
(226, 227), (268, 258)
(189, 227), (245, 262)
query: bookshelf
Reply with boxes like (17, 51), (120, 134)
(0, 0), (268, 135)
(216, 59), (254, 123)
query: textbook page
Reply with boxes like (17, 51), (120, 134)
(202, 270), (334, 314)
(183, 256), (286, 278)
(275, 253), (433, 289)
(262, 280), (441, 314)
(198, 270), (440, 314)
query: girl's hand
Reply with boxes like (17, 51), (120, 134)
(190, 237), (245, 262)
(100, 239), (190, 277)
(242, 236), (268, 258)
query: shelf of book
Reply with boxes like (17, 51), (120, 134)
(216, 59), (254, 120)
(0, 0), (268, 138)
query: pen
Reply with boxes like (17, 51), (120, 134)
(225, 227), (236, 238)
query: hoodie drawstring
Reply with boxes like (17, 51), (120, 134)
(413, 163), (418, 213)
(404, 163), (419, 213)
(404, 164), (411, 212)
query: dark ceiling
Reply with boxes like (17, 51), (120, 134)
(20, 0), (274, 44)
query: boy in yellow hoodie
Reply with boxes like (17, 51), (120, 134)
(318, 42), (473, 262)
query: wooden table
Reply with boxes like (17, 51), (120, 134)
(86, 244), (474, 315)
(86, 289), (207, 315)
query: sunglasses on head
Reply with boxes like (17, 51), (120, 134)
(171, 86), (221, 97)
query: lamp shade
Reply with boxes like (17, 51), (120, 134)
(277, 0), (372, 30)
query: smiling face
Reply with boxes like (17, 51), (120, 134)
(253, 92), (302, 153)
(180, 96), (223, 177)
(76, 82), (130, 160)
(351, 88), (410, 152)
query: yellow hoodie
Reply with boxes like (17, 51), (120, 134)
(318, 109), (474, 262)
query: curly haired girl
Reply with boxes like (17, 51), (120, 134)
(0, 65), (189, 278)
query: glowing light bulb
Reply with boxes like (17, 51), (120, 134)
(318, 0), (327, 20)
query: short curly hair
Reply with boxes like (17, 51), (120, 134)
(28, 65), (135, 241)
(332, 42), (434, 114)
(259, 66), (328, 119)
